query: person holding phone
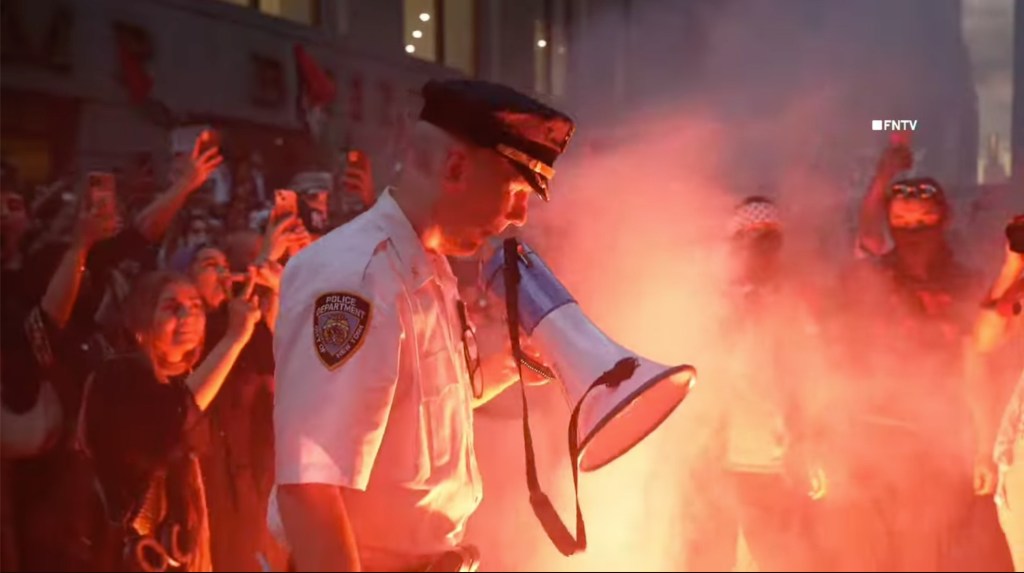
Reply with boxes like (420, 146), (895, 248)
(288, 171), (333, 237)
(167, 214), (303, 571)
(272, 79), (574, 572)
(333, 150), (376, 225)
(855, 135), (914, 258)
(83, 269), (261, 571)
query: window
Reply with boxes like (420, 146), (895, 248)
(404, 0), (438, 61)
(403, 0), (476, 76)
(443, 0), (476, 76)
(213, 0), (320, 26)
(259, 0), (319, 25)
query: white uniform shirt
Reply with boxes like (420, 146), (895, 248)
(270, 189), (482, 565)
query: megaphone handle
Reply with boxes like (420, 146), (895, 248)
(503, 239), (587, 556)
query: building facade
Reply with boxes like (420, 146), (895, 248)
(1, 0), (571, 189)
(555, 0), (980, 198)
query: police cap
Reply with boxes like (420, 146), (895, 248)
(419, 78), (575, 201)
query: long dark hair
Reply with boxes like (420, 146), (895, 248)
(121, 270), (205, 377)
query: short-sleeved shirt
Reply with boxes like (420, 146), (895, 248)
(270, 189), (482, 562)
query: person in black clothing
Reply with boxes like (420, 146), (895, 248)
(2, 181), (120, 572)
(9, 139), (223, 572)
(84, 270), (261, 572)
(829, 144), (1011, 570)
(167, 217), (296, 571)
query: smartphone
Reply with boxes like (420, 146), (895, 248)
(273, 188), (299, 222)
(197, 129), (221, 156)
(346, 149), (371, 176)
(345, 149), (374, 205)
(231, 277), (248, 298)
(86, 172), (117, 216)
(171, 125), (215, 155)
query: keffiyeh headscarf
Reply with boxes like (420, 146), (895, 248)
(729, 197), (782, 237)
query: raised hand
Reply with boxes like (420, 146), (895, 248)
(876, 142), (913, 177)
(173, 130), (224, 193)
(263, 214), (308, 262)
(254, 259), (284, 293)
(72, 201), (122, 249)
(226, 267), (262, 341)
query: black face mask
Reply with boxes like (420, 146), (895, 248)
(732, 231), (783, 286)
(891, 226), (944, 251)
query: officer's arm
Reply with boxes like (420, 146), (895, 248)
(278, 483), (360, 572)
(274, 277), (401, 567)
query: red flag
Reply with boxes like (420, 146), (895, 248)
(116, 39), (152, 103)
(349, 74), (364, 123)
(378, 80), (395, 126)
(294, 44), (336, 108)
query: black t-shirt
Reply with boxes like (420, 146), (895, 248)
(197, 307), (276, 570)
(85, 353), (204, 522)
(198, 305), (274, 483)
(201, 304), (275, 378)
(833, 249), (982, 433)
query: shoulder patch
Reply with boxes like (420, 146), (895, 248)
(313, 292), (372, 371)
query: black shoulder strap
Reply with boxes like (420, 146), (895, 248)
(501, 238), (637, 557)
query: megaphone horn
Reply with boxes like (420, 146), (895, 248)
(484, 240), (697, 472)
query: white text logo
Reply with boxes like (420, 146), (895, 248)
(872, 119), (918, 131)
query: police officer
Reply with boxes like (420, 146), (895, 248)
(271, 79), (575, 572)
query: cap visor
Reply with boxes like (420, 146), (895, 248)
(511, 162), (550, 202)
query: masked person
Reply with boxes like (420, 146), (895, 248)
(271, 79), (574, 572)
(168, 225), (296, 572)
(289, 170), (333, 238)
(966, 215), (1024, 570)
(831, 165), (1008, 570)
(692, 197), (830, 571)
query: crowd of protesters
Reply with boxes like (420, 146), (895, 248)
(0, 121), (1022, 573)
(0, 129), (374, 572)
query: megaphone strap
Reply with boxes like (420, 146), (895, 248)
(502, 239), (639, 557)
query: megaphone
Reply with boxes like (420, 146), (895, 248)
(484, 240), (697, 472)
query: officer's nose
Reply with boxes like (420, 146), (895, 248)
(506, 193), (529, 227)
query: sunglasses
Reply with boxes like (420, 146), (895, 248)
(890, 183), (940, 200)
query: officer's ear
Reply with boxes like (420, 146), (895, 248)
(440, 144), (470, 192)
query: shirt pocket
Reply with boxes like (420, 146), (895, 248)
(418, 349), (466, 472)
